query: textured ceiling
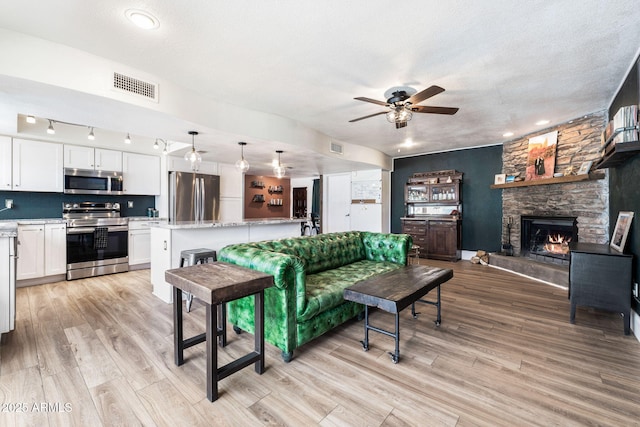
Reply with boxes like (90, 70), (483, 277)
(0, 1), (639, 177)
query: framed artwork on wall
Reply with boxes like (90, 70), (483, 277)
(610, 211), (634, 252)
(494, 174), (506, 185)
(577, 161), (593, 175)
(525, 130), (558, 181)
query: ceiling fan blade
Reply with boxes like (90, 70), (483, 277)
(354, 97), (388, 107)
(407, 85), (445, 105)
(410, 105), (459, 115)
(349, 111), (388, 122)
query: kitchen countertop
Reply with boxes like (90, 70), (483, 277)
(0, 222), (18, 237)
(151, 218), (306, 230)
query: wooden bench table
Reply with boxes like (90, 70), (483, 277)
(344, 265), (453, 363)
(165, 262), (273, 402)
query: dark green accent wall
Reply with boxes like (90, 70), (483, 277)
(0, 191), (155, 219)
(392, 145), (503, 252)
(608, 55), (640, 312)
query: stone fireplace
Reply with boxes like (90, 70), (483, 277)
(492, 112), (610, 285)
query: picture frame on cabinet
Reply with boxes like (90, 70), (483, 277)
(494, 174), (506, 185)
(610, 211), (634, 252)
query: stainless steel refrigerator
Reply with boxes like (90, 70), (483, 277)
(169, 171), (220, 222)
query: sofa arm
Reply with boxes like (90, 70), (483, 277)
(362, 232), (413, 265)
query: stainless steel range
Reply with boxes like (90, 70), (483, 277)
(63, 202), (129, 280)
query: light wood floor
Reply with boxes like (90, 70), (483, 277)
(2, 260), (640, 426)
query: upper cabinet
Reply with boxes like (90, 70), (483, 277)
(64, 145), (122, 171)
(0, 136), (12, 189)
(122, 152), (161, 195)
(12, 139), (63, 192)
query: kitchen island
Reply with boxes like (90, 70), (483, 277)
(150, 218), (305, 303)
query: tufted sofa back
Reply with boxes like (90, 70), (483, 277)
(251, 231), (366, 274)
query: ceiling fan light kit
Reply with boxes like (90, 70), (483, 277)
(350, 85), (458, 128)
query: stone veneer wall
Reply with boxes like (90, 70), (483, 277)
(501, 112), (609, 255)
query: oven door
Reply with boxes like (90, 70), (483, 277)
(66, 225), (129, 279)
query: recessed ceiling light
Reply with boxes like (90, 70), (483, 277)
(535, 120), (550, 126)
(502, 132), (514, 137)
(125, 9), (159, 30)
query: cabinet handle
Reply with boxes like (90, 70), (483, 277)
(163, 240), (167, 250)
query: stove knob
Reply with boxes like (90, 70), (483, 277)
(64, 203), (72, 209)
(73, 203), (79, 209)
(105, 203), (112, 209)
(113, 203), (120, 209)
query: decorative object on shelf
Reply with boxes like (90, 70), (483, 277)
(273, 150), (286, 178)
(597, 106), (640, 169)
(252, 194), (265, 203)
(506, 175), (516, 183)
(563, 165), (576, 176)
(235, 142), (250, 173)
(494, 174), (506, 185)
(185, 130), (202, 171)
(576, 160), (593, 175)
(251, 180), (265, 188)
(525, 130), (557, 181)
(268, 185), (284, 194)
(610, 211), (634, 252)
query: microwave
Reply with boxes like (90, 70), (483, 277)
(64, 168), (124, 195)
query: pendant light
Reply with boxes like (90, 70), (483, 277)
(47, 120), (55, 134)
(185, 131), (202, 171)
(273, 150), (286, 178)
(235, 142), (250, 173)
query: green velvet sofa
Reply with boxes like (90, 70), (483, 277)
(217, 231), (412, 362)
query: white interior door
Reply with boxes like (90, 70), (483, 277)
(324, 173), (351, 233)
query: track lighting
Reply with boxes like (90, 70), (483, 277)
(154, 138), (169, 155)
(235, 142), (250, 173)
(153, 139), (159, 149)
(26, 115), (36, 124)
(184, 131), (202, 171)
(88, 127), (95, 140)
(273, 150), (286, 178)
(124, 133), (131, 144)
(47, 120), (55, 134)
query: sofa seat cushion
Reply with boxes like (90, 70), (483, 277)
(298, 259), (402, 322)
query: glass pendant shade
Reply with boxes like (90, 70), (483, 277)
(185, 131), (202, 171)
(386, 107), (412, 124)
(273, 150), (285, 178)
(235, 142), (250, 173)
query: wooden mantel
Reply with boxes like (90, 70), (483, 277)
(490, 172), (605, 189)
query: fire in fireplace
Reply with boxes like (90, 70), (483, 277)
(521, 215), (577, 264)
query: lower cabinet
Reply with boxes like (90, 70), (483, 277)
(401, 218), (461, 261)
(129, 221), (151, 267)
(17, 223), (67, 281)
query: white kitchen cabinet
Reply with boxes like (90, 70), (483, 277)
(13, 139), (64, 192)
(0, 136), (12, 189)
(17, 223), (67, 281)
(44, 223), (67, 276)
(129, 221), (151, 267)
(64, 145), (122, 171)
(122, 152), (161, 195)
(16, 224), (45, 280)
(0, 235), (16, 335)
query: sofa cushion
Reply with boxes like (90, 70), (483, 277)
(297, 259), (402, 322)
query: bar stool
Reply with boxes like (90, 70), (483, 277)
(180, 248), (217, 312)
(409, 244), (421, 265)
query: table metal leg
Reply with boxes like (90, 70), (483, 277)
(174, 287), (184, 366)
(218, 303), (227, 347)
(206, 303), (218, 402)
(360, 305), (369, 351)
(254, 291), (265, 374)
(435, 285), (442, 326)
(388, 312), (400, 364)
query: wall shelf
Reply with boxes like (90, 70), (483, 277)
(595, 140), (640, 169)
(490, 171), (605, 189)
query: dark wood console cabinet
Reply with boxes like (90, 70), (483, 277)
(402, 218), (461, 261)
(568, 242), (633, 335)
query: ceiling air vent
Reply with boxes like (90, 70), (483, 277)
(113, 72), (158, 102)
(330, 141), (343, 155)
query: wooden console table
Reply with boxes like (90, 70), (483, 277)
(568, 242), (633, 335)
(165, 262), (273, 401)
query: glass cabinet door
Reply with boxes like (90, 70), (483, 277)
(430, 184), (457, 201)
(406, 185), (429, 202)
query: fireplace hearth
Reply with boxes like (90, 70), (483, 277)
(521, 215), (577, 265)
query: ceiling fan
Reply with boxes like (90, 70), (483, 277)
(349, 85), (458, 129)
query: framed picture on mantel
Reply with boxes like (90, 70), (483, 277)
(611, 211), (634, 252)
